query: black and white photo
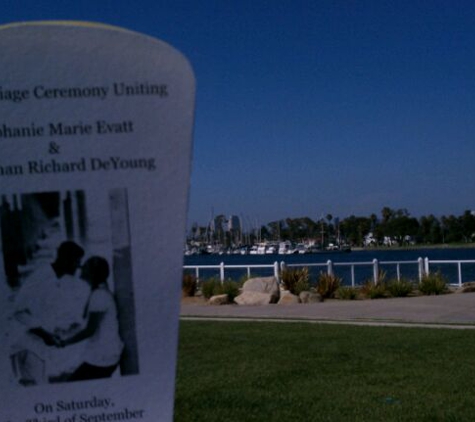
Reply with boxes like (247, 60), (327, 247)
(2, 189), (139, 386)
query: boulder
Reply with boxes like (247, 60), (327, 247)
(208, 294), (230, 305)
(456, 282), (475, 294)
(278, 290), (300, 305)
(234, 291), (276, 306)
(239, 276), (280, 303)
(243, 276), (279, 292)
(299, 291), (322, 304)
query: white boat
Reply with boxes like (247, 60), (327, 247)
(278, 241), (292, 255)
(256, 243), (267, 255)
(265, 243), (277, 254)
(249, 245), (258, 255)
(295, 243), (309, 254)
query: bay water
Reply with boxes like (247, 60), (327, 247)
(184, 247), (475, 286)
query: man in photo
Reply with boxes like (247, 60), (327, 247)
(10, 240), (91, 385)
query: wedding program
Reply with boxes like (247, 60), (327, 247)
(0, 22), (195, 422)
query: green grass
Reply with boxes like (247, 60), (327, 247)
(175, 321), (475, 421)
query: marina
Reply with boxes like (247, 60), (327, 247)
(185, 240), (351, 256)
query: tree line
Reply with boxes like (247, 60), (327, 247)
(189, 207), (475, 248)
(262, 208), (475, 247)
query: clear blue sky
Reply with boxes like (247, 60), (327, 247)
(3, 1), (475, 226)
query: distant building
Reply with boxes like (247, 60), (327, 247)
(227, 215), (242, 246)
(227, 215), (241, 232)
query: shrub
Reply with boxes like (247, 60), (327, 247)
(361, 280), (387, 299)
(337, 286), (359, 300)
(281, 267), (310, 295)
(316, 273), (341, 299)
(201, 278), (220, 299)
(361, 281), (387, 299)
(182, 273), (197, 297)
(418, 271), (448, 295)
(360, 270), (388, 299)
(376, 270), (388, 285)
(200, 278), (240, 301)
(220, 281), (241, 302)
(386, 278), (414, 297)
(294, 278), (312, 296)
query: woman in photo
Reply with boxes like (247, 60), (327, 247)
(60, 256), (123, 381)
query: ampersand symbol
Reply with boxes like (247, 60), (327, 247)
(49, 142), (60, 154)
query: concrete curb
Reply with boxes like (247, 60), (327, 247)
(181, 315), (475, 330)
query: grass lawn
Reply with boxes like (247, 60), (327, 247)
(175, 320), (475, 422)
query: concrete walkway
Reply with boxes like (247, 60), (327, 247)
(180, 293), (475, 329)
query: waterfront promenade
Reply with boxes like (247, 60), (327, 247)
(180, 292), (475, 329)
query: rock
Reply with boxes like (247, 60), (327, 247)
(234, 291), (276, 306)
(243, 276), (279, 292)
(456, 282), (475, 293)
(208, 294), (230, 305)
(278, 290), (300, 305)
(299, 291), (322, 304)
(238, 276), (280, 303)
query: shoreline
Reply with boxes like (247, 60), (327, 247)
(351, 243), (475, 252)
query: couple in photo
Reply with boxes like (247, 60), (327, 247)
(10, 241), (123, 385)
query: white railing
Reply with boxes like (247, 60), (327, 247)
(184, 258), (475, 287)
(424, 258), (475, 287)
(183, 262), (280, 284)
(283, 258), (426, 287)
